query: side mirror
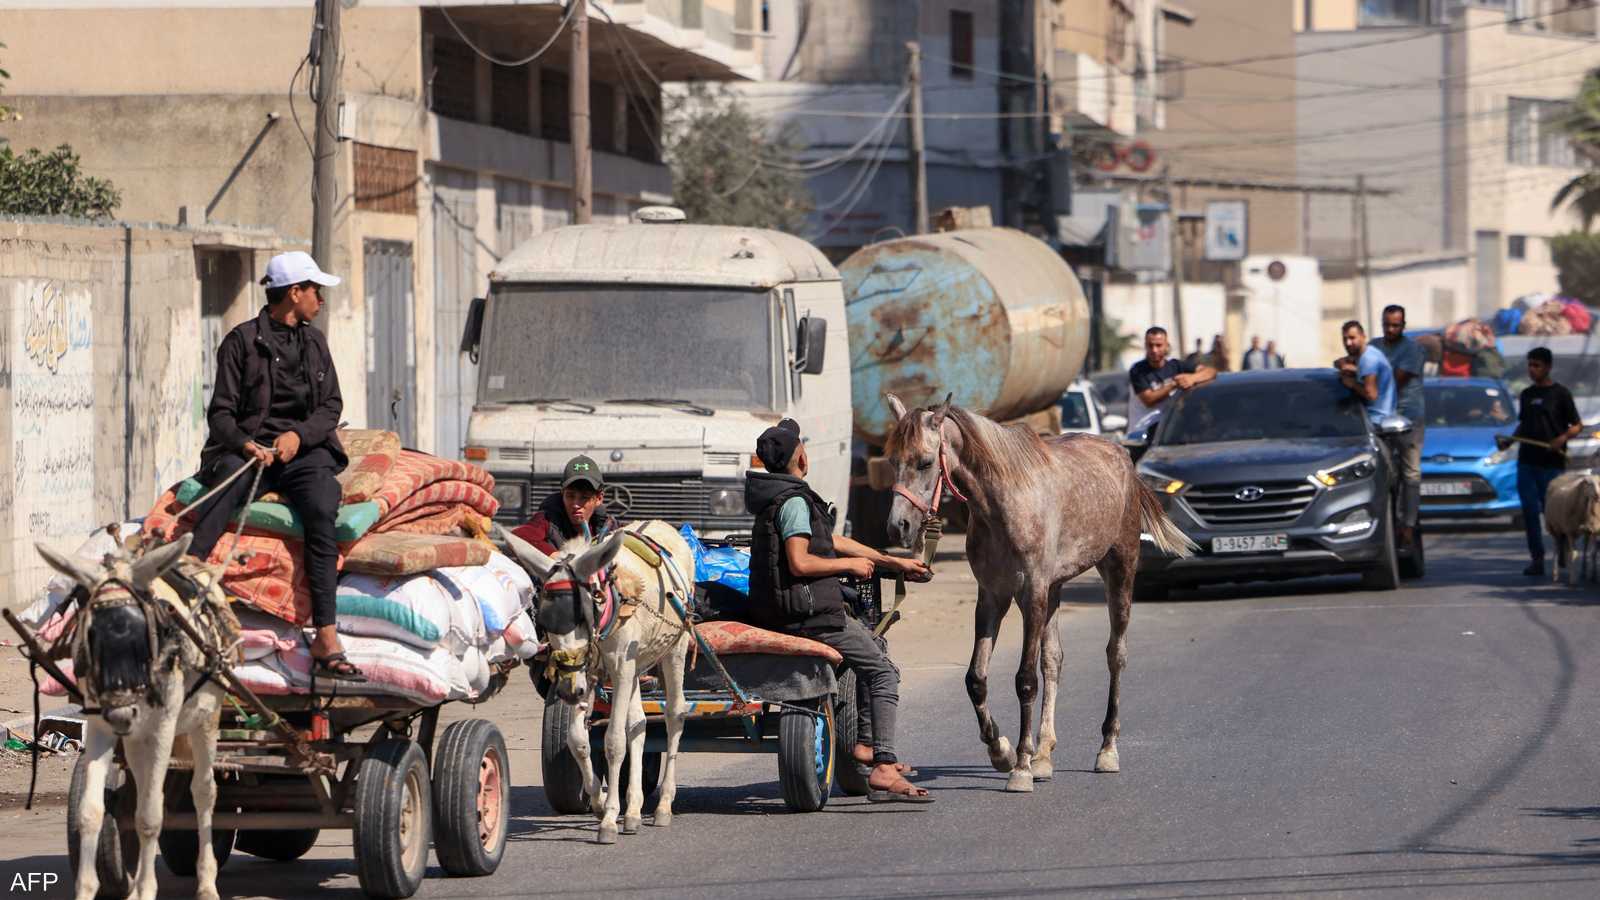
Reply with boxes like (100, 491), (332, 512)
(1120, 431), (1149, 450)
(1102, 413), (1129, 433)
(1377, 414), (1412, 436)
(460, 296), (486, 361)
(795, 315), (827, 376)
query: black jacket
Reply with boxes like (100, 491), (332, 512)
(745, 471), (847, 631)
(201, 307), (347, 471)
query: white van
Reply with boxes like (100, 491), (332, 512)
(460, 218), (852, 536)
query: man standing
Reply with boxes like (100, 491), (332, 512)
(1243, 336), (1267, 371)
(1502, 348), (1583, 576)
(1377, 305), (1426, 546)
(512, 455), (618, 555)
(745, 419), (933, 803)
(1265, 340), (1285, 369)
(1128, 326), (1216, 429)
(187, 251), (362, 681)
(1335, 321), (1396, 426)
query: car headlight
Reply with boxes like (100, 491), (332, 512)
(1484, 444), (1517, 466)
(1137, 469), (1187, 495)
(1311, 454), (1376, 488)
(491, 481), (526, 513)
(708, 486), (743, 517)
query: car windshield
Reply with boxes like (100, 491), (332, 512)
(478, 285), (775, 410)
(1421, 383), (1515, 428)
(1506, 354), (1600, 399)
(1060, 391), (1093, 429)
(1159, 378), (1369, 445)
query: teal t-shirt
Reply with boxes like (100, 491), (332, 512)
(777, 496), (812, 540)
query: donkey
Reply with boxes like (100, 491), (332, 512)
(37, 532), (238, 900)
(501, 521), (693, 844)
(883, 395), (1194, 793)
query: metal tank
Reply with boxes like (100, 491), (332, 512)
(843, 227), (1091, 445)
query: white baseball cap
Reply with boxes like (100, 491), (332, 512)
(262, 251), (342, 290)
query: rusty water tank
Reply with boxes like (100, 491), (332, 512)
(843, 227), (1090, 446)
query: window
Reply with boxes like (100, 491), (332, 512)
(541, 69), (571, 143)
(354, 143), (419, 215)
(592, 81), (616, 153)
(626, 89), (660, 163)
(1508, 234), (1528, 260)
(1508, 97), (1577, 168)
(1358, 0), (1427, 27)
(950, 10), (974, 79)
(430, 37), (477, 121)
(490, 64), (530, 135)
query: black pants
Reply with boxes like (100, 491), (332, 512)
(800, 616), (900, 766)
(188, 446), (341, 628)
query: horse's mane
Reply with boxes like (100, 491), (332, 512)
(886, 404), (1055, 488)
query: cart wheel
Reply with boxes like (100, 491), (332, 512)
(67, 753), (137, 898)
(540, 697), (590, 814)
(353, 739), (432, 899)
(433, 719), (509, 877)
(157, 770), (236, 876)
(778, 700), (834, 812)
(589, 737), (661, 810)
(235, 828), (320, 861)
(832, 670), (870, 797)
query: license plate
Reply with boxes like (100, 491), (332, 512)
(1212, 534), (1288, 554)
(1421, 480), (1473, 497)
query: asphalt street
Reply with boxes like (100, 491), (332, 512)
(5, 528), (1600, 898)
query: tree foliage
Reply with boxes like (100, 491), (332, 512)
(664, 84), (811, 233)
(0, 144), (122, 219)
(1552, 68), (1600, 228)
(1549, 231), (1600, 306)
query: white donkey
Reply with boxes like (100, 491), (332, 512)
(38, 533), (238, 900)
(502, 521), (692, 844)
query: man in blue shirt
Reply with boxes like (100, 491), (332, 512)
(1336, 320), (1396, 425)
(1376, 305), (1426, 545)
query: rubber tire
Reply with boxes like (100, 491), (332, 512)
(67, 753), (137, 899)
(1361, 505), (1401, 591)
(234, 828), (320, 861)
(157, 770), (235, 876)
(353, 739), (432, 900)
(589, 739), (661, 810)
(832, 669), (871, 797)
(1132, 576), (1170, 603)
(540, 698), (590, 815)
(1399, 522), (1426, 580)
(432, 719), (509, 878)
(778, 700), (835, 813)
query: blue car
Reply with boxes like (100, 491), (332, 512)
(1418, 377), (1520, 522)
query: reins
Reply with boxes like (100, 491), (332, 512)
(891, 426), (968, 516)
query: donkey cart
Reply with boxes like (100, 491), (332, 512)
(65, 685), (515, 900)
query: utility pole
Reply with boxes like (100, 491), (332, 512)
(311, 0), (341, 269)
(907, 41), (928, 235)
(570, 0), (592, 224)
(1164, 167), (1186, 356)
(1357, 174), (1374, 329)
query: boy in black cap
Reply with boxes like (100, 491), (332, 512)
(745, 419), (934, 803)
(513, 454), (619, 555)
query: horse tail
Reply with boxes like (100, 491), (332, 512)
(1136, 481), (1197, 559)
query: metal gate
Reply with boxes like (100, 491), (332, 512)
(433, 167), (479, 460)
(364, 239), (416, 446)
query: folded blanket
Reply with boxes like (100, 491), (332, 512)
(371, 451), (495, 518)
(342, 531), (491, 576)
(373, 481), (498, 532)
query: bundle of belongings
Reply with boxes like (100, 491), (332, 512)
(25, 430), (540, 705)
(1510, 294), (1595, 337)
(1434, 319), (1507, 379)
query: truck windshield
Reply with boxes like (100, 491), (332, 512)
(479, 285), (776, 410)
(1160, 378), (1369, 445)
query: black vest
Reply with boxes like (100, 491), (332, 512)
(748, 476), (847, 632)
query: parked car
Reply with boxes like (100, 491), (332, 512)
(1417, 377), (1520, 524)
(1059, 379), (1128, 436)
(1090, 370), (1132, 417)
(1129, 369), (1418, 600)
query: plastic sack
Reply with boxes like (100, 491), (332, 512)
(1491, 307), (1523, 336)
(679, 524), (751, 595)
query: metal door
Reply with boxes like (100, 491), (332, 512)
(364, 239), (416, 446)
(433, 167), (479, 459)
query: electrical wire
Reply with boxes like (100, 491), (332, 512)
(437, 0), (577, 67)
(287, 54), (315, 161)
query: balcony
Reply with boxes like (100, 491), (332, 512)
(1051, 50), (1137, 137)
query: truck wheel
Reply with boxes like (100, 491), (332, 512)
(1361, 506), (1401, 591)
(67, 754), (137, 898)
(156, 770), (235, 876)
(432, 719), (509, 878)
(1399, 523), (1426, 580)
(778, 701), (835, 812)
(234, 828), (320, 861)
(832, 670), (870, 797)
(353, 739), (432, 899)
(540, 698), (589, 815)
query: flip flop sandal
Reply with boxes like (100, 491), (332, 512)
(866, 784), (935, 805)
(311, 652), (368, 683)
(852, 758), (918, 778)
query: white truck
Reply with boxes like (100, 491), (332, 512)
(459, 215), (852, 536)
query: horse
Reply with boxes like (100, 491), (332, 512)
(36, 532), (239, 900)
(882, 394), (1195, 793)
(501, 521), (693, 844)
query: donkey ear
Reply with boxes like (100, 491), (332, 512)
(35, 542), (99, 590)
(130, 533), (193, 590)
(571, 531), (627, 583)
(498, 525), (556, 581)
(885, 393), (909, 422)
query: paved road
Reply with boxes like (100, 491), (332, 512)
(6, 529), (1600, 897)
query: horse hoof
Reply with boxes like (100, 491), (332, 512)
(989, 737), (1016, 772)
(597, 823), (619, 845)
(1030, 757), (1054, 781)
(1095, 749), (1121, 773)
(622, 815), (642, 834)
(651, 810), (672, 828)
(1004, 769), (1035, 793)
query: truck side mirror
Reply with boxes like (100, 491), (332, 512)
(460, 296), (486, 362)
(795, 315), (827, 376)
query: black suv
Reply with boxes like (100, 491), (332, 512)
(1129, 369), (1422, 600)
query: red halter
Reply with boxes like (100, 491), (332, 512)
(891, 428), (968, 515)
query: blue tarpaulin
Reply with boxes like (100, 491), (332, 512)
(679, 524), (752, 595)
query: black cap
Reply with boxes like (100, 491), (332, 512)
(756, 419), (802, 471)
(561, 455), (604, 490)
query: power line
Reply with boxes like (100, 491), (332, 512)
(437, 0), (576, 67)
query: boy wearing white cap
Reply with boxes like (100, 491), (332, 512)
(187, 251), (364, 681)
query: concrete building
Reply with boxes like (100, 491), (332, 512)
(1, 0), (758, 461)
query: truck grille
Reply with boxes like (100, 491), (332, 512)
(1184, 480), (1317, 527)
(496, 476), (752, 532)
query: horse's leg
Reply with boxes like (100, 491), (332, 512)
(966, 587), (1015, 772)
(1030, 598), (1066, 781)
(125, 706), (178, 900)
(596, 655), (636, 844)
(652, 636), (689, 828)
(1095, 540), (1138, 774)
(621, 675), (647, 835)
(73, 723), (116, 900)
(1005, 582), (1048, 793)
(187, 693), (222, 900)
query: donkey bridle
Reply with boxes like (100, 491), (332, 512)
(892, 426), (968, 515)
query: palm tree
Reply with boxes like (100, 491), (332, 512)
(1551, 68), (1600, 229)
